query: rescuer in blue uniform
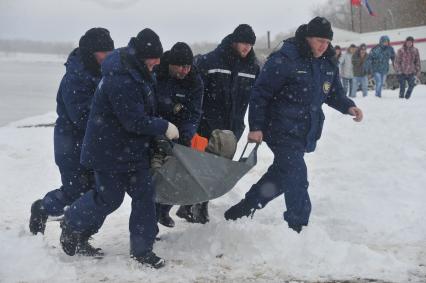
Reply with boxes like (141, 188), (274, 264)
(224, 17), (364, 233)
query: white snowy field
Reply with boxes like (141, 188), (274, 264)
(0, 85), (425, 283)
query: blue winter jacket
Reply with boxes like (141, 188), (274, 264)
(80, 41), (169, 172)
(196, 34), (260, 140)
(155, 51), (204, 146)
(249, 26), (356, 153)
(54, 48), (101, 169)
(365, 36), (395, 75)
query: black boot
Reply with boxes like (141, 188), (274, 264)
(200, 201), (209, 223)
(176, 205), (195, 223)
(156, 204), (175, 228)
(60, 222), (103, 257)
(224, 199), (256, 221)
(192, 202), (209, 224)
(132, 251), (165, 269)
(158, 211), (175, 228)
(76, 236), (104, 257)
(60, 222), (78, 256)
(29, 199), (48, 235)
(288, 223), (303, 233)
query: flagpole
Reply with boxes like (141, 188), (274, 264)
(350, 0), (355, 32)
(359, 4), (362, 33)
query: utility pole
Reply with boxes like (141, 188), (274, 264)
(350, 0), (355, 32)
(267, 31), (271, 49)
(388, 9), (395, 29)
(359, 5), (362, 33)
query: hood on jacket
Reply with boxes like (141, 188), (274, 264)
(403, 36), (415, 48)
(101, 42), (154, 83)
(65, 48), (93, 76)
(379, 35), (390, 46)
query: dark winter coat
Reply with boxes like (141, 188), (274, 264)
(365, 36), (395, 75)
(54, 48), (101, 169)
(332, 52), (342, 66)
(196, 34), (260, 140)
(249, 25), (356, 153)
(154, 51), (204, 146)
(352, 51), (369, 77)
(80, 41), (169, 172)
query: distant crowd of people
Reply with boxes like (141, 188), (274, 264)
(334, 35), (422, 99)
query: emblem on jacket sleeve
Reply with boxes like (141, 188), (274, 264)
(323, 81), (331, 94)
(173, 103), (184, 114)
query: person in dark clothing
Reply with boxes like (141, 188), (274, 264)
(177, 24), (260, 224)
(196, 24), (260, 140)
(29, 28), (114, 235)
(153, 42), (204, 228)
(333, 45), (342, 65)
(59, 28), (178, 269)
(224, 17), (363, 233)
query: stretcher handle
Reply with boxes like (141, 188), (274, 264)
(238, 142), (260, 162)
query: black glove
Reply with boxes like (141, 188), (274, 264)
(153, 135), (174, 156)
(178, 134), (192, 147)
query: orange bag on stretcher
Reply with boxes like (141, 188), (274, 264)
(191, 134), (208, 152)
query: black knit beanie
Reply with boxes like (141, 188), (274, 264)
(133, 28), (163, 59)
(406, 36), (414, 42)
(232, 24), (256, 45)
(79, 28), (114, 53)
(168, 42), (193, 66)
(306, 17), (333, 40)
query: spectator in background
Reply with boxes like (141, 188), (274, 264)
(340, 44), (357, 97)
(333, 45), (342, 65)
(352, 43), (369, 97)
(394, 36), (421, 99)
(365, 36), (395, 98)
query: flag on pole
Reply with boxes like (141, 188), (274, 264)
(362, 0), (377, 16)
(351, 0), (377, 16)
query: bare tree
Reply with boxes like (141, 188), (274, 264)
(312, 0), (352, 31)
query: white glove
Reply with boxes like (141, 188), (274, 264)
(165, 122), (179, 140)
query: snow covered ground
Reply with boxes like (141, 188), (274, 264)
(0, 87), (425, 282)
(0, 51), (425, 282)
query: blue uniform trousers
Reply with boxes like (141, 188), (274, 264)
(64, 169), (158, 257)
(42, 165), (94, 216)
(244, 145), (311, 230)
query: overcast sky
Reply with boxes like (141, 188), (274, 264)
(0, 0), (328, 49)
